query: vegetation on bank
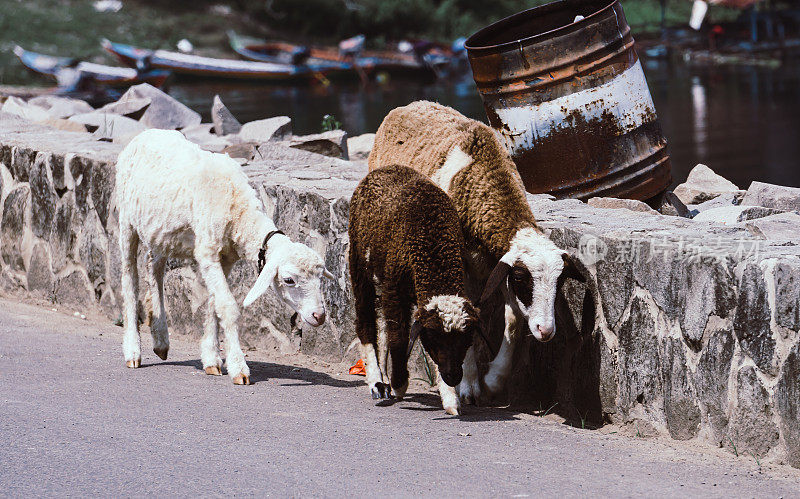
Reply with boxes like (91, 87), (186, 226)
(1, 0), (740, 85)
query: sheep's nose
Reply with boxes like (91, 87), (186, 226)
(312, 311), (326, 325)
(537, 324), (554, 341)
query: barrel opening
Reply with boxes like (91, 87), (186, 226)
(465, 0), (616, 50)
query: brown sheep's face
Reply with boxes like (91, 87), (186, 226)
(414, 298), (478, 387)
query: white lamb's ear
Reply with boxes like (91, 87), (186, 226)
(323, 268), (334, 279)
(243, 258), (278, 308)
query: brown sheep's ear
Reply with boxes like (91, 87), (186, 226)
(480, 261), (511, 303)
(408, 321), (423, 357)
(561, 253), (586, 282)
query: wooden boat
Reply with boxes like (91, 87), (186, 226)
(227, 31), (450, 78)
(102, 39), (344, 82)
(13, 45), (170, 88)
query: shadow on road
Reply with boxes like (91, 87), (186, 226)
(140, 358), (362, 388)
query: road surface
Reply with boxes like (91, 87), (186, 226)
(1, 298), (798, 496)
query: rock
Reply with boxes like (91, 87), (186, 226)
(661, 336), (700, 440)
(728, 365), (780, 458)
(773, 260), (800, 331)
(694, 323), (735, 442)
(79, 210), (108, 286)
(733, 264), (775, 375)
(775, 341), (800, 467)
(29, 153), (57, 239)
(10, 145), (36, 182)
(28, 95), (93, 119)
(691, 205), (783, 224)
(68, 112), (147, 140)
(116, 83), (201, 130)
(1, 184), (30, 271)
(288, 130), (349, 159)
(743, 212), (800, 241)
(688, 190), (746, 214)
(96, 97), (151, 120)
(27, 243), (54, 298)
(239, 116), (291, 143)
(50, 191), (78, 271)
(616, 296), (662, 414)
(181, 123), (231, 153)
(54, 268), (94, 307)
(347, 133), (375, 162)
(587, 197), (660, 215)
(222, 142), (258, 161)
(38, 118), (89, 133)
(673, 164), (740, 205)
(1, 96), (50, 122)
(742, 181), (800, 212)
(211, 95), (241, 136)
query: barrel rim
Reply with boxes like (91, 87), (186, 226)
(464, 0), (619, 54)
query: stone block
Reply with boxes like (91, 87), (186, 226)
(347, 133), (375, 162)
(733, 264), (776, 374)
(54, 268), (94, 308)
(211, 95), (241, 136)
(27, 243), (54, 298)
(773, 260), (800, 331)
(728, 365), (779, 458)
(744, 212), (800, 242)
(79, 209), (108, 287)
(116, 83), (201, 130)
(1, 96), (51, 122)
(50, 191), (78, 271)
(11, 145), (36, 182)
(222, 142), (258, 161)
(616, 295), (662, 415)
(661, 336), (701, 440)
(587, 197), (660, 215)
(694, 322), (734, 442)
(288, 130), (349, 160)
(68, 112), (146, 140)
(674, 164), (740, 205)
(691, 205), (784, 224)
(1, 184), (30, 271)
(38, 118), (90, 133)
(29, 153), (57, 239)
(28, 95), (93, 119)
(742, 181), (800, 212)
(239, 116), (291, 143)
(775, 341), (800, 467)
(97, 97), (151, 120)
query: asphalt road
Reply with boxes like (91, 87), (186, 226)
(1, 298), (798, 497)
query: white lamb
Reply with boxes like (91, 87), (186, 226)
(116, 129), (332, 385)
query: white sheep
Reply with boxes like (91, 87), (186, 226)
(116, 129), (332, 384)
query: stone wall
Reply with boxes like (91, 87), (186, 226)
(1, 113), (798, 468)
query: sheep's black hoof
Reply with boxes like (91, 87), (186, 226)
(371, 382), (394, 405)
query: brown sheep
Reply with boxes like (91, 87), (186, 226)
(369, 101), (585, 405)
(349, 164), (481, 415)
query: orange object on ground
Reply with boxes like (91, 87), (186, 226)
(349, 359), (366, 376)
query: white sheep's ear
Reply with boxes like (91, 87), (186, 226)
(323, 268), (334, 280)
(243, 258), (279, 308)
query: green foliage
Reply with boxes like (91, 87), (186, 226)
(321, 114), (341, 132)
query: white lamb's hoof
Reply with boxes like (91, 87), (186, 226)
(444, 405), (460, 416)
(153, 346), (169, 361)
(204, 365), (222, 376)
(125, 358), (141, 369)
(232, 373), (251, 385)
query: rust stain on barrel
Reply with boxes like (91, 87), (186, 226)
(465, 0), (672, 202)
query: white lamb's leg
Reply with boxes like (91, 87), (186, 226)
(148, 253), (169, 361)
(197, 253), (249, 384)
(483, 303), (520, 395)
(200, 295), (222, 375)
(119, 224), (141, 368)
(458, 345), (482, 405)
(432, 361), (460, 416)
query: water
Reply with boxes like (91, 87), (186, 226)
(172, 58), (800, 190)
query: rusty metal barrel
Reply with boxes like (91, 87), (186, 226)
(465, 0), (671, 201)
